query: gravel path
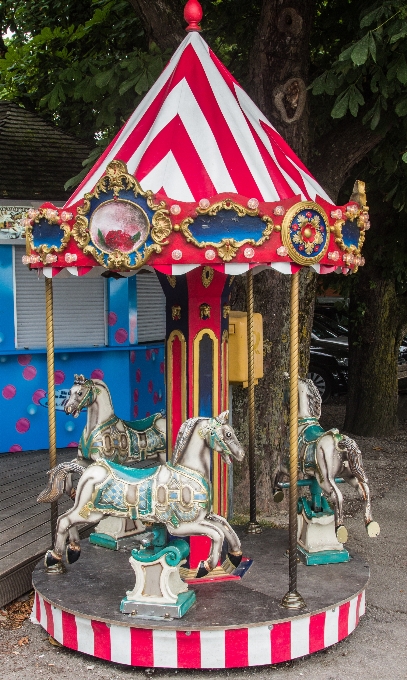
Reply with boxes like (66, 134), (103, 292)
(1, 398), (406, 679)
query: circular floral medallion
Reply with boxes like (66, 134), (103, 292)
(89, 200), (149, 254)
(281, 202), (329, 265)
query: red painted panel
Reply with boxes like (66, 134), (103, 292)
(338, 601), (350, 641)
(130, 627), (154, 666)
(43, 599), (54, 638)
(309, 612), (326, 653)
(271, 621), (291, 663)
(225, 628), (249, 667)
(62, 611), (78, 650)
(92, 620), (111, 660)
(176, 630), (201, 668)
(189, 535), (211, 569)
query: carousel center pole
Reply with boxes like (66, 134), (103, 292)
(281, 271), (306, 609)
(45, 276), (58, 545)
(246, 270), (262, 534)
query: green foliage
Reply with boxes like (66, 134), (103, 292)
(0, 0), (169, 147)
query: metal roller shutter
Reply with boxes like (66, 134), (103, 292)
(14, 246), (106, 349)
(136, 272), (166, 343)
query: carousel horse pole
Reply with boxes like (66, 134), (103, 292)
(246, 269), (262, 534)
(281, 271), (306, 609)
(45, 276), (58, 544)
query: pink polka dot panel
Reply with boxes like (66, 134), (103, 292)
(130, 351), (136, 364)
(148, 380), (153, 393)
(16, 418), (30, 433)
(67, 442), (78, 448)
(115, 328), (128, 344)
(54, 370), (65, 385)
(160, 362), (165, 374)
(136, 368), (141, 383)
(2, 384), (16, 400)
(133, 404), (139, 418)
(146, 349), (152, 360)
(9, 444), (22, 452)
(108, 311), (118, 327)
(133, 389), (139, 402)
(91, 369), (104, 380)
(23, 365), (37, 381)
(17, 355), (32, 366)
(32, 389), (46, 405)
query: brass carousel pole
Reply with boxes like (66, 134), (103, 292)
(246, 270), (262, 534)
(45, 276), (58, 545)
(281, 271), (305, 609)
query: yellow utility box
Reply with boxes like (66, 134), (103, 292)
(228, 311), (263, 386)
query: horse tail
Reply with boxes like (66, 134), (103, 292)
(338, 436), (368, 484)
(37, 461), (85, 503)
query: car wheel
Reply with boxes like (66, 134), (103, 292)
(307, 367), (332, 403)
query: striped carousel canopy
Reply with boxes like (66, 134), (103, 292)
(26, 1), (368, 276)
(65, 31), (330, 210)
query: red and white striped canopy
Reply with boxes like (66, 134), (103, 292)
(65, 32), (330, 210)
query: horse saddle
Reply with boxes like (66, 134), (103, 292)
(298, 419), (340, 476)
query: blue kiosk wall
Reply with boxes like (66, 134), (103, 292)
(0, 243), (165, 453)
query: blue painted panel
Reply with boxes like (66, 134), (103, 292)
(0, 346), (165, 453)
(32, 220), (65, 249)
(0, 246), (15, 351)
(129, 345), (165, 420)
(341, 219), (360, 249)
(189, 210), (266, 244)
(107, 277), (130, 346)
(199, 333), (213, 417)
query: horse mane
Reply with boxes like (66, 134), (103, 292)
(88, 379), (113, 408)
(304, 378), (322, 419)
(172, 417), (205, 464)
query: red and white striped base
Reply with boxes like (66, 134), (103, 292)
(32, 590), (365, 668)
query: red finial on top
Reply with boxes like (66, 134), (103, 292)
(184, 0), (203, 32)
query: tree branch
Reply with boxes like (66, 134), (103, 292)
(309, 117), (384, 202)
(127, 0), (185, 52)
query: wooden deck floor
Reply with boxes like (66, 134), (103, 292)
(0, 448), (75, 607)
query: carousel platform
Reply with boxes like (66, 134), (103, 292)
(31, 527), (369, 669)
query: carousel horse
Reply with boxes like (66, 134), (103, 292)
(65, 374), (166, 466)
(273, 378), (380, 543)
(41, 411), (245, 577)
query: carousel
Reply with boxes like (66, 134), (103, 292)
(28, 0), (378, 669)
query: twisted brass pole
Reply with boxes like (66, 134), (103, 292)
(281, 271), (305, 609)
(246, 270), (262, 534)
(45, 276), (58, 544)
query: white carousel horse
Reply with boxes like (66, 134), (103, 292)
(65, 374), (166, 466)
(42, 411), (245, 577)
(273, 378), (380, 543)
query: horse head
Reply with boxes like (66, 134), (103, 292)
(298, 378), (322, 419)
(64, 374), (102, 417)
(199, 411), (245, 465)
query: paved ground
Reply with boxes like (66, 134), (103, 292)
(1, 398), (406, 679)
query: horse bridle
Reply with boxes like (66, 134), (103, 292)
(198, 417), (231, 455)
(73, 375), (101, 412)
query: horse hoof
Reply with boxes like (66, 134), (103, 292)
(195, 561), (210, 578)
(336, 525), (348, 544)
(227, 552), (242, 568)
(66, 543), (81, 564)
(366, 521), (380, 537)
(273, 490), (284, 503)
(44, 550), (65, 574)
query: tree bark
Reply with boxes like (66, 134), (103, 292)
(127, 0), (185, 52)
(344, 267), (400, 436)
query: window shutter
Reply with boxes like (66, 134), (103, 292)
(14, 246), (106, 349)
(137, 272), (166, 343)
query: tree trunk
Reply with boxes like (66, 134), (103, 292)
(344, 269), (400, 436)
(231, 270), (291, 516)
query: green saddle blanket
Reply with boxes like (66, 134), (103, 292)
(106, 459), (160, 482)
(124, 413), (161, 432)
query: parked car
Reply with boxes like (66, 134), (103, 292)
(309, 308), (407, 401)
(308, 317), (349, 402)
